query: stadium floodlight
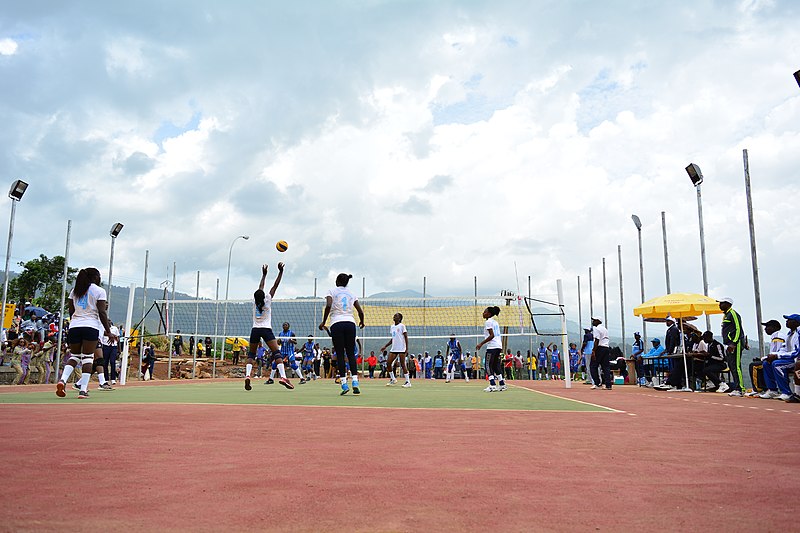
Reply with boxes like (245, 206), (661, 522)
(221, 235), (250, 361)
(110, 222), (124, 238)
(631, 214), (641, 230)
(631, 214), (646, 344)
(686, 163), (703, 186)
(685, 162), (710, 330)
(794, 69), (800, 88)
(1, 179), (29, 342)
(108, 222), (124, 307)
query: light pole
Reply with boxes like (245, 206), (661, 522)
(1, 180), (29, 341)
(743, 149), (764, 359)
(107, 222), (124, 309)
(221, 235), (249, 361)
(686, 163), (711, 331)
(631, 215), (647, 344)
(661, 211), (671, 294)
(794, 69), (800, 88)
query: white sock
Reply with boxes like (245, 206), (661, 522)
(277, 363), (287, 379)
(60, 365), (75, 383)
(405, 373), (410, 383)
(389, 371), (396, 380)
(352, 375), (358, 386)
(246, 363), (252, 377)
(295, 367), (304, 379)
(79, 372), (91, 392)
(97, 373), (106, 386)
(270, 369), (276, 379)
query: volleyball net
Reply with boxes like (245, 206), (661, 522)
(158, 294), (565, 357)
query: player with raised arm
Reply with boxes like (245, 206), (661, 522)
(380, 313), (411, 388)
(244, 263), (293, 391)
(476, 306), (506, 392)
(318, 273), (365, 395)
(56, 267), (118, 399)
(445, 334), (469, 383)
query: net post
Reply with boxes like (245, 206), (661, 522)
(557, 279), (571, 389)
(120, 283), (136, 386)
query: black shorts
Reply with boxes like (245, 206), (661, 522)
(249, 327), (276, 348)
(68, 326), (100, 344)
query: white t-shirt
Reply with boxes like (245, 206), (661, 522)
(101, 325), (120, 346)
(327, 287), (357, 325)
(252, 293), (273, 329)
(484, 318), (502, 349)
(390, 323), (407, 352)
(69, 284), (107, 332)
(593, 325), (610, 347)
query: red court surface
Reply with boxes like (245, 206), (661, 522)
(1, 380), (798, 532)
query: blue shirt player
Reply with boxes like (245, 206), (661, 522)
(537, 343), (548, 380)
(445, 335), (469, 383)
(549, 343), (561, 380)
(301, 337), (316, 380)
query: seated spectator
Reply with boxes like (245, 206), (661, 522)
(696, 331), (727, 391)
(608, 346), (629, 382)
(745, 319), (784, 396)
(641, 338), (666, 387)
(760, 314), (799, 401)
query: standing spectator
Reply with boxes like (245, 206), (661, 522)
(631, 332), (645, 386)
(590, 317), (612, 390)
(537, 342), (548, 380)
(407, 354), (417, 379)
(204, 336), (213, 360)
(101, 321), (120, 385)
(433, 350), (445, 379)
(718, 297), (746, 397)
(322, 348), (331, 378)
(465, 351), (473, 379)
(41, 339), (55, 384)
(173, 330), (184, 357)
(367, 351), (377, 379)
(503, 350), (513, 380)
(424, 352), (433, 379)
(9, 339), (28, 384)
(514, 351), (524, 380)
(254, 342), (266, 378)
(581, 328), (594, 384)
(664, 317), (680, 355)
(232, 337), (242, 366)
(189, 336), (195, 357)
(25, 341), (45, 384)
(378, 350), (388, 378)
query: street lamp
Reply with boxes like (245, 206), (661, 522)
(631, 214), (647, 343)
(685, 163), (711, 330)
(107, 222), (124, 309)
(1, 180), (28, 341)
(221, 235), (249, 361)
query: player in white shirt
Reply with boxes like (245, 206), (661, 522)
(380, 313), (411, 387)
(476, 306), (507, 392)
(318, 273), (365, 395)
(244, 263), (293, 391)
(55, 267), (118, 399)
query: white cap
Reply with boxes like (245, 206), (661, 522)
(719, 297), (733, 304)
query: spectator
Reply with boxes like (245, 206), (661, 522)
(590, 318), (612, 390)
(608, 346), (629, 384)
(25, 341), (45, 384)
(196, 341), (205, 357)
(537, 342), (548, 380)
(378, 350), (388, 378)
(424, 352), (432, 379)
(514, 351), (524, 379)
(664, 317), (680, 355)
(367, 351), (377, 378)
(760, 314), (798, 401)
(548, 343), (561, 380)
(204, 336), (213, 359)
(568, 343), (580, 381)
(581, 328), (595, 384)
(101, 321), (120, 385)
(465, 350), (473, 378)
(696, 331), (728, 391)
(433, 350), (445, 379)
(641, 338), (666, 387)
(470, 352), (479, 379)
(718, 297), (746, 397)
(631, 332), (645, 386)
(173, 330), (184, 357)
(10, 339), (29, 385)
(143, 342), (157, 380)
(255, 342), (266, 378)
(189, 336), (195, 357)
(407, 354), (417, 379)
(504, 350), (514, 380)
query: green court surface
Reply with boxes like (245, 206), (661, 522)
(0, 380), (613, 411)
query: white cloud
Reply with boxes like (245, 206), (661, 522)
(0, 38), (18, 55)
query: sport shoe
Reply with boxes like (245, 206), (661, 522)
(465, 377), (469, 382)
(299, 378), (307, 385)
(386, 380), (397, 386)
(785, 394), (800, 403)
(728, 390), (743, 397)
(56, 381), (66, 398)
(279, 378), (294, 390)
(717, 382), (730, 393)
(499, 385), (508, 391)
(264, 378), (274, 385)
(402, 382), (412, 388)
(483, 385), (497, 392)
(78, 390), (89, 399)
(98, 383), (113, 391)
(759, 390), (780, 399)
(340, 383), (349, 396)
(445, 379), (450, 383)
(244, 377), (252, 391)
(590, 385), (599, 390)
(352, 383), (360, 395)
(72, 382), (81, 391)
(744, 390), (761, 397)
(777, 393), (793, 401)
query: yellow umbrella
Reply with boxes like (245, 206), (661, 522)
(633, 293), (723, 392)
(633, 292), (724, 319)
(225, 337), (250, 348)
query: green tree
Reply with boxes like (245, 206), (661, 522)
(8, 255), (77, 312)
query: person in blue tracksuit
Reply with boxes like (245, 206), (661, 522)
(760, 314), (799, 400)
(537, 342), (548, 380)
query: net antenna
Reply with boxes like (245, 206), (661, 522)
(522, 295), (566, 336)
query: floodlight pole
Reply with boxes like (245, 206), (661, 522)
(601, 257), (608, 326)
(661, 211), (671, 294)
(221, 235), (249, 363)
(1, 180), (28, 341)
(632, 215), (647, 344)
(743, 149), (764, 359)
(695, 184), (711, 331)
(617, 245), (626, 357)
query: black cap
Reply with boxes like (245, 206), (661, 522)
(761, 319), (781, 329)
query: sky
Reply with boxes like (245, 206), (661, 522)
(1, 0), (799, 342)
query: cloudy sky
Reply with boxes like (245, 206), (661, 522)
(1, 0), (798, 340)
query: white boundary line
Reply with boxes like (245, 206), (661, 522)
(509, 383), (624, 413)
